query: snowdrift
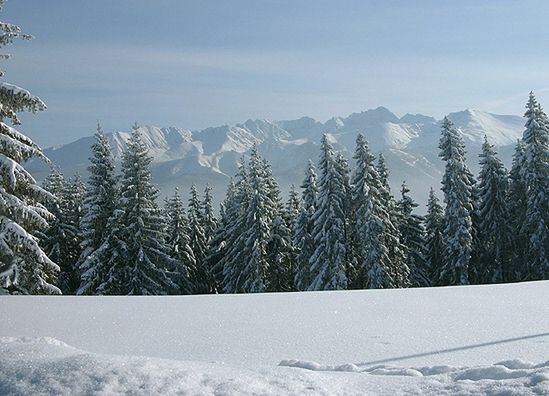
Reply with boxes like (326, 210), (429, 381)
(1, 281), (548, 395)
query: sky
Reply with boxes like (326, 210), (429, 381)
(2, 0), (549, 146)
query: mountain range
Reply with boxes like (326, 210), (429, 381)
(27, 106), (526, 210)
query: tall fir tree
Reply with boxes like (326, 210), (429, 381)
(164, 188), (194, 294)
(98, 125), (177, 295)
(56, 173), (85, 293)
(77, 124), (118, 295)
(351, 134), (397, 289)
(424, 188), (444, 285)
(200, 184), (218, 245)
(266, 215), (294, 292)
(292, 160), (317, 291)
(376, 153), (409, 288)
(476, 136), (511, 283)
(397, 182), (430, 287)
(0, 6), (59, 294)
(308, 135), (348, 291)
(507, 140), (528, 281)
(205, 178), (236, 292)
(438, 117), (475, 286)
(187, 184), (211, 293)
(284, 184), (301, 230)
(220, 159), (251, 293)
(521, 93), (549, 280)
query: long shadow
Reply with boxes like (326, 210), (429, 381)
(356, 332), (549, 366)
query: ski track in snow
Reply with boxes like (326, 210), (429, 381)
(1, 337), (548, 396)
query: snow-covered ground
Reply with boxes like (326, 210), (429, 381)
(1, 281), (549, 395)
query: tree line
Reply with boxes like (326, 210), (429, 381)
(3, 92), (547, 295)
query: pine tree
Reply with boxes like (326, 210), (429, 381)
(56, 173), (84, 294)
(521, 93), (549, 280)
(99, 124), (177, 295)
(438, 117), (475, 286)
(42, 168), (81, 293)
(220, 159), (251, 293)
(188, 184), (210, 293)
(266, 215), (294, 292)
(205, 178), (235, 292)
(376, 153), (409, 288)
(77, 124), (118, 295)
(351, 134), (396, 289)
(397, 182), (430, 287)
(200, 184), (217, 245)
(284, 184), (301, 230)
(0, 7), (59, 294)
(507, 140), (528, 281)
(308, 135), (348, 291)
(425, 188), (444, 285)
(293, 160), (317, 291)
(476, 136), (511, 283)
(164, 188), (193, 294)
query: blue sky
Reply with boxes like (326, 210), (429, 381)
(3, 0), (549, 146)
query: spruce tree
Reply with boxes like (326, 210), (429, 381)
(200, 184), (218, 245)
(99, 125), (177, 295)
(425, 188), (444, 285)
(0, 6), (59, 294)
(284, 184), (301, 230)
(351, 134), (398, 289)
(476, 136), (511, 283)
(188, 184), (210, 293)
(438, 117), (475, 286)
(266, 215), (294, 292)
(164, 188), (194, 294)
(293, 161), (317, 291)
(507, 140), (528, 281)
(77, 124), (118, 295)
(220, 159), (251, 293)
(521, 93), (549, 280)
(376, 153), (409, 288)
(308, 135), (348, 291)
(397, 182), (430, 287)
(205, 178), (236, 292)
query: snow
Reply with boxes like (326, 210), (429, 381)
(1, 281), (549, 394)
(28, 106), (525, 208)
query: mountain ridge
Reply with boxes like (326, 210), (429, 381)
(28, 107), (526, 208)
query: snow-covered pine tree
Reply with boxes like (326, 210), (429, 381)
(205, 178), (236, 292)
(438, 117), (475, 286)
(292, 160), (317, 291)
(187, 184), (211, 293)
(425, 188), (444, 285)
(164, 188), (194, 294)
(308, 135), (348, 291)
(507, 140), (528, 281)
(284, 184), (301, 231)
(0, 6), (59, 294)
(521, 93), (549, 280)
(351, 134), (394, 289)
(99, 124), (177, 295)
(376, 153), (409, 288)
(57, 173), (85, 293)
(266, 215), (294, 292)
(77, 123), (118, 295)
(397, 182), (430, 287)
(237, 147), (280, 292)
(200, 184), (218, 245)
(476, 136), (511, 283)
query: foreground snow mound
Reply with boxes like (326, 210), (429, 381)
(1, 338), (548, 396)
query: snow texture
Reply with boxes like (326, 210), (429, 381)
(1, 281), (549, 394)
